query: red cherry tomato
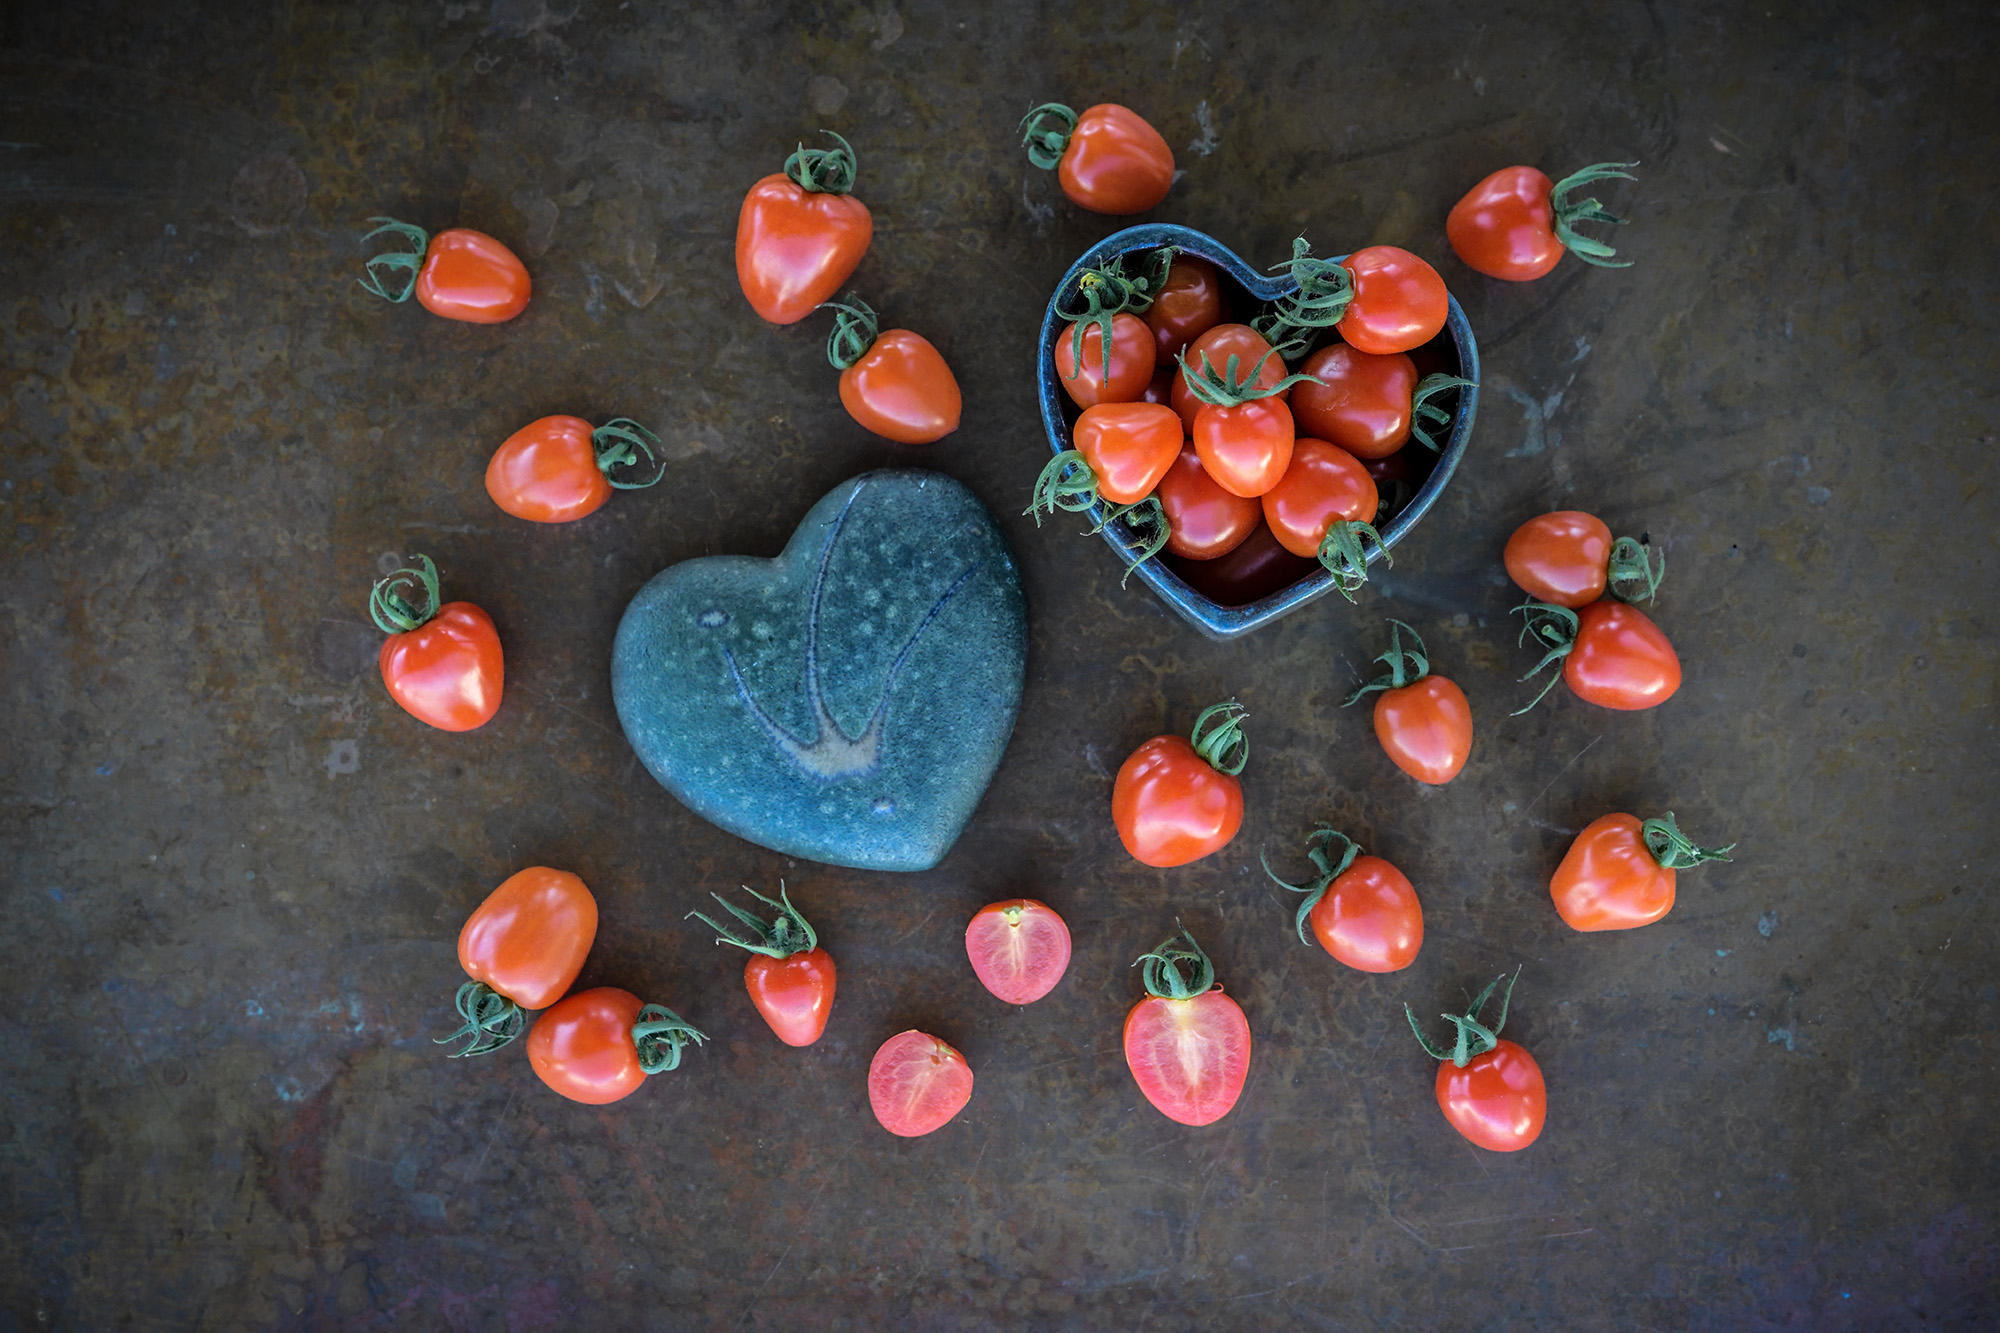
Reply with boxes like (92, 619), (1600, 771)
(1265, 827), (1422, 973)
(1022, 102), (1173, 215)
(1138, 366), (1176, 406)
(691, 885), (836, 1047)
(868, 1030), (974, 1137)
(1409, 971), (1544, 1151)
(1517, 599), (1681, 711)
(823, 297), (960, 444)
(1123, 929), (1250, 1126)
(965, 900), (1072, 1005)
(1054, 312), (1157, 407)
(1504, 511), (1666, 608)
(1071, 401), (1184, 505)
(1447, 162), (1637, 281)
(735, 134), (873, 325)
(1191, 397), (1296, 499)
(1345, 620), (1472, 784)
(1155, 445), (1261, 560)
(1112, 701), (1247, 868)
(526, 988), (706, 1106)
(1336, 246), (1447, 355)
(1172, 324), (1287, 431)
(437, 866), (598, 1057)
(368, 556), (502, 732)
(359, 219), (531, 324)
(1290, 344), (1418, 460)
(485, 415), (662, 523)
(1551, 812), (1733, 932)
(1144, 255), (1225, 360)
(1260, 440), (1383, 598)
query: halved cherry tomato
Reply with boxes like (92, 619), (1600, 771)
(368, 555), (502, 732)
(868, 1030), (975, 1136)
(1144, 254), (1225, 360)
(691, 884), (836, 1047)
(1447, 163), (1637, 281)
(1504, 511), (1665, 608)
(1264, 826), (1422, 973)
(1345, 620), (1472, 784)
(1021, 103), (1173, 215)
(1551, 812), (1733, 932)
(1408, 970), (1544, 1152)
(1155, 445), (1260, 560)
(1172, 324), (1287, 431)
(1517, 600), (1681, 711)
(527, 987), (706, 1106)
(435, 866), (598, 1058)
(1054, 312), (1156, 407)
(359, 218), (532, 324)
(485, 415), (663, 523)
(1260, 439), (1386, 600)
(1123, 928), (1251, 1126)
(821, 295), (961, 444)
(736, 133), (873, 325)
(1113, 700), (1247, 868)
(965, 900), (1072, 1005)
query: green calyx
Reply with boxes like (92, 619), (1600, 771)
(1550, 161), (1638, 269)
(1510, 600), (1580, 714)
(1189, 699), (1250, 775)
(1253, 237), (1357, 358)
(1605, 536), (1665, 605)
(1059, 249), (1175, 390)
(1318, 520), (1389, 602)
(433, 980), (523, 1058)
(1407, 967), (1520, 1067)
(632, 1003), (707, 1075)
(1344, 619), (1431, 705)
(1409, 374), (1478, 452)
(1641, 812), (1735, 870)
(1175, 346), (1318, 410)
(1133, 925), (1218, 1000)
(1092, 496), (1171, 587)
(1026, 449), (1101, 524)
(1020, 102), (1079, 170)
(369, 554), (442, 634)
(1261, 825), (1362, 945)
(821, 293), (880, 371)
(785, 131), (859, 195)
(688, 882), (818, 960)
(592, 418), (665, 490)
(357, 216), (429, 303)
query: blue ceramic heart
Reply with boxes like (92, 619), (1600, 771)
(610, 470), (1027, 873)
(1037, 224), (1480, 640)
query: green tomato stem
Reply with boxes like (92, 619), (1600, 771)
(369, 554), (442, 634)
(433, 980), (523, 1058)
(1189, 699), (1249, 776)
(687, 882), (818, 960)
(1133, 924), (1218, 1000)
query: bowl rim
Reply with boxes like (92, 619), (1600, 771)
(1035, 223), (1480, 641)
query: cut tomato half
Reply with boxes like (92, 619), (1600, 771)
(965, 900), (1072, 1005)
(867, 1030), (974, 1137)
(1123, 990), (1251, 1126)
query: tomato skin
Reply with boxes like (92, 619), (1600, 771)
(379, 601), (503, 731)
(1566, 601), (1681, 709)
(735, 173), (873, 325)
(839, 329), (961, 444)
(1073, 401), (1184, 505)
(868, 1030), (974, 1137)
(1123, 990), (1252, 1126)
(528, 988), (647, 1105)
(744, 947), (837, 1046)
(1505, 512), (1614, 607)
(1112, 735), (1243, 868)
(1058, 104), (1174, 214)
(485, 416), (610, 523)
(1173, 324), (1287, 431)
(1374, 676), (1473, 785)
(1192, 398), (1298, 499)
(1155, 445), (1261, 560)
(1447, 167), (1563, 282)
(1145, 255), (1224, 361)
(1307, 854), (1423, 973)
(1436, 1039), (1546, 1152)
(1261, 439), (1379, 558)
(415, 229), (531, 323)
(1055, 312), (1157, 407)
(965, 900), (1072, 1005)
(1339, 246), (1448, 355)
(458, 867), (598, 1011)
(1289, 344), (1419, 460)
(1550, 813), (1678, 930)
(1138, 366), (1176, 406)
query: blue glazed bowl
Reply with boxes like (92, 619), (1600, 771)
(1036, 224), (1480, 640)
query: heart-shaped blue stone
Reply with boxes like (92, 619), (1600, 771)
(611, 469), (1027, 872)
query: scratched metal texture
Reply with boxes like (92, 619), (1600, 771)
(1, 1), (1996, 1329)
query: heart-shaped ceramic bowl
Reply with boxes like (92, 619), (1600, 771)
(1036, 224), (1479, 640)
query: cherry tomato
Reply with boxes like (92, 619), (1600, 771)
(1290, 344), (1416, 459)
(1021, 102), (1174, 215)
(1264, 826), (1422, 973)
(1155, 445), (1260, 560)
(1408, 970), (1544, 1152)
(1067, 401), (1184, 505)
(1191, 397), (1295, 499)
(359, 219), (532, 324)
(1144, 255), (1225, 360)
(1168, 522), (1317, 608)
(965, 900), (1072, 1005)
(527, 987), (706, 1106)
(1447, 162), (1637, 281)
(368, 555), (502, 732)
(822, 296), (961, 444)
(485, 415), (663, 523)
(1344, 620), (1472, 784)
(690, 885), (836, 1046)
(1054, 312), (1157, 407)
(436, 866), (598, 1058)
(1505, 511), (1666, 608)
(1336, 246), (1448, 355)
(1260, 439), (1386, 600)
(1518, 600), (1681, 711)
(1112, 700), (1247, 868)
(1123, 929), (1251, 1126)
(868, 1030), (975, 1137)
(1172, 324), (1288, 431)
(1551, 812), (1733, 932)
(1139, 366), (1176, 406)
(736, 133), (873, 325)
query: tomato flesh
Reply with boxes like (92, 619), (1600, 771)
(1172, 324), (1287, 432)
(735, 174), (873, 325)
(415, 228), (531, 324)
(1073, 401), (1183, 506)
(528, 987), (646, 1105)
(1123, 990), (1251, 1126)
(840, 329), (962, 444)
(485, 415), (610, 523)
(868, 1030), (974, 1137)
(1338, 246), (1447, 355)
(1289, 344), (1419, 460)
(1505, 511), (1614, 607)
(1261, 439), (1380, 558)
(1144, 255), (1224, 360)
(1308, 854), (1423, 973)
(1566, 601), (1681, 709)
(1058, 104), (1174, 215)
(745, 947), (837, 1046)
(458, 867), (598, 1010)
(1374, 676), (1473, 785)
(1436, 1039), (1546, 1152)
(1447, 166), (1563, 282)
(1055, 312), (1157, 407)
(1112, 734), (1243, 867)
(1155, 445), (1261, 560)
(1192, 397), (1295, 498)
(379, 601), (503, 732)
(1551, 813), (1676, 931)
(965, 900), (1072, 1005)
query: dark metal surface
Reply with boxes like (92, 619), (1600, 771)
(2, 2), (1997, 1329)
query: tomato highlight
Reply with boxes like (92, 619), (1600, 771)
(368, 555), (503, 732)
(1123, 927), (1252, 1126)
(1407, 969), (1546, 1152)
(965, 900), (1072, 1005)
(690, 883), (836, 1047)
(1263, 826), (1423, 973)
(1551, 812), (1734, 932)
